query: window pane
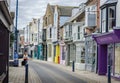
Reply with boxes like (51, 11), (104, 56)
(101, 8), (106, 33)
(78, 26), (80, 39)
(108, 6), (115, 31)
(108, 6), (115, 18)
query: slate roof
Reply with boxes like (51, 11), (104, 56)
(58, 6), (76, 16)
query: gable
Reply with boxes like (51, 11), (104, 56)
(45, 4), (55, 16)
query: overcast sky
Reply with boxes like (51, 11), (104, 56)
(10, 0), (86, 30)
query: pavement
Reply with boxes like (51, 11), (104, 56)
(9, 59), (41, 83)
(9, 59), (120, 83)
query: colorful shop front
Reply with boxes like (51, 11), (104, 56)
(93, 28), (120, 79)
(59, 40), (66, 65)
(33, 44), (43, 60)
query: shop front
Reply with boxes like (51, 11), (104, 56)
(53, 41), (60, 63)
(37, 44), (43, 60)
(93, 29), (120, 79)
(47, 44), (52, 61)
(85, 36), (97, 72)
(65, 43), (76, 66)
(59, 41), (66, 65)
(55, 44), (60, 64)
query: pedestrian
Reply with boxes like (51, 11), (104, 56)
(14, 50), (19, 66)
(22, 50), (28, 65)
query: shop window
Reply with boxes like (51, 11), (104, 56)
(115, 44), (120, 76)
(48, 44), (52, 57)
(81, 47), (85, 63)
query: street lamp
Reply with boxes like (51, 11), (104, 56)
(15, 0), (18, 52)
(13, 0), (19, 66)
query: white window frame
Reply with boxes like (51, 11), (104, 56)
(108, 6), (115, 32)
(101, 8), (106, 33)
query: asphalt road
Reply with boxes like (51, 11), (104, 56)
(29, 60), (87, 83)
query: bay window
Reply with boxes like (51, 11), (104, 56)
(101, 2), (116, 33)
(108, 6), (115, 31)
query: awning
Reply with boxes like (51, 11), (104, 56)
(93, 28), (120, 45)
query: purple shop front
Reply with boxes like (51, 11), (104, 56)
(93, 29), (120, 75)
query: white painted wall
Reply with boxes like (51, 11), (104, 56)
(72, 22), (85, 42)
(52, 6), (58, 42)
(38, 17), (43, 43)
(46, 24), (52, 40)
(116, 1), (120, 27)
(24, 26), (27, 43)
(72, 24), (77, 41)
(54, 6), (58, 28)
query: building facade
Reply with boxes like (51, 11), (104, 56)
(93, 0), (120, 79)
(37, 17), (44, 60)
(0, 0), (14, 83)
(18, 30), (24, 57)
(53, 5), (75, 64)
(84, 0), (100, 72)
(43, 4), (54, 61)
(61, 3), (86, 70)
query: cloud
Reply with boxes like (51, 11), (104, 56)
(10, 0), (86, 29)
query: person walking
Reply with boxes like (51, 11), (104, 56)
(22, 50), (28, 65)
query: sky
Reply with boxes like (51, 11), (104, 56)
(10, 0), (86, 30)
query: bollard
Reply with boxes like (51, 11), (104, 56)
(108, 65), (111, 83)
(25, 63), (28, 83)
(72, 61), (75, 72)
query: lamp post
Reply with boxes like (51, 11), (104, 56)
(15, 0), (18, 52)
(14, 0), (19, 66)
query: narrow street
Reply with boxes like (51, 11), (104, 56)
(29, 60), (87, 83)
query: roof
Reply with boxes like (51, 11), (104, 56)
(60, 5), (85, 28)
(104, 0), (117, 5)
(60, 17), (70, 26)
(50, 5), (55, 13)
(100, 0), (118, 8)
(44, 3), (55, 16)
(58, 6), (77, 16)
(45, 3), (77, 17)
(66, 7), (85, 22)
(85, 0), (95, 5)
